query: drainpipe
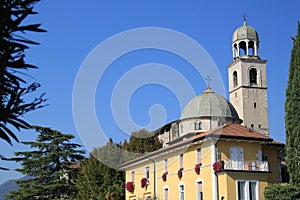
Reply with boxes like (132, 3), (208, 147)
(211, 139), (218, 200)
(148, 157), (156, 200)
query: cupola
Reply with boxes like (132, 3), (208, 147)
(232, 20), (260, 60)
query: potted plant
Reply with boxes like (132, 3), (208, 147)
(194, 163), (202, 174)
(126, 181), (135, 192)
(162, 172), (168, 181)
(177, 168), (183, 179)
(213, 161), (224, 172)
(141, 178), (148, 188)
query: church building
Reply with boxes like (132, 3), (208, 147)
(120, 21), (284, 200)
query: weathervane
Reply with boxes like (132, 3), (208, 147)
(205, 76), (212, 89)
(242, 12), (248, 25)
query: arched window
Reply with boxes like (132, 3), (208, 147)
(233, 71), (238, 87)
(194, 122), (199, 130)
(239, 41), (246, 56)
(195, 122), (202, 130)
(249, 68), (257, 85)
(248, 41), (255, 56)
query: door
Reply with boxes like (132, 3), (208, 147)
(230, 146), (244, 170)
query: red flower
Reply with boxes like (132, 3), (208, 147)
(177, 168), (183, 178)
(162, 172), (168, 181)
(195, 163), (202, 174)
(126, 181), (135, 192)
(141, 178), (148, 188)
(213, 161), (224, 172)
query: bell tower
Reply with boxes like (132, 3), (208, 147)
(228, 20), (269, 136)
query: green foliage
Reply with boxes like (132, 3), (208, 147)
(75, 129), (162, 200)
(285, 22), (300, 185)
(264, 184), (300, 200)
(0, 0), (47, 146)
(5, 126), (85, 200)
(76, 150), (125, 199)
(123, 129), (163, 161)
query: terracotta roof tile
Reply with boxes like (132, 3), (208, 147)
(120, 124), (276, 168)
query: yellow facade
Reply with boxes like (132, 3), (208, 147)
(122, 133), (283, 200)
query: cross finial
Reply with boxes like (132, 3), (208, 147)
(242, 12), (248, 25)
(205, 76), (212, 89)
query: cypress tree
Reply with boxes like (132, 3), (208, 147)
(6, 126), (85, 200)
(285, 22), (300, 185)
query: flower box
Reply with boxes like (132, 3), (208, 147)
(162, 172), (168, 181)
(195, 163), (202, 174)
(126, 181), (135, 192)
(177, 168), (183, 179)
(141, 178), (148, 188)
(213, 161), (224, 172)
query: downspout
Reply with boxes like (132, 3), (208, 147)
(148, 157), (157, 200)
(211, 139), (218, 200)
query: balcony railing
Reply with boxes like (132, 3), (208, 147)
(223, 160), (269, 172)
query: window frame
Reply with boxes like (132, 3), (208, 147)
(249, 68), (257, 85)
(130, 170), (135, 182)
(164, 158), (168, 173)
(178, 154), (184, 169)
(163, 186), (169, 200)
(236, 180), (259, 200)
(178, 182), (185, 200)
(196, 148), (202, 164)
(145, 166), (150, 181)
(233, 71), (238, 87)
(196, 178), (204, 200)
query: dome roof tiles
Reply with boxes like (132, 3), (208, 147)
(232, 24), (259, 43)
(180, 88), (240, 120)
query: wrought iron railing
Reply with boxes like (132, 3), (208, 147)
(223, 160), (269, 171)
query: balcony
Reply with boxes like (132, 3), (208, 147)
(223, 160), (269, 172)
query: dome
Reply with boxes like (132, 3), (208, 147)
(180, 88), (241, 121)
(232, 24), (259, 43)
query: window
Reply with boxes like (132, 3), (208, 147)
(164, 187), (169, 200)
(233, 71), (238, 87)
(179, 154), (183, 169)
(254, 102), (256, 108)
(145, 166), (150, 181)
(249, 68), (257, 85)
(237, 180), (258, 200)
(195, 122), (199, 130)
(179, 184), (185, 200)
(262, 155), (268, 161)
(195, 122), (202, 130)
(164, 159), (168, 173)
(249, 182), (257, 200)
(238, 181), (246, 200)
(196, 148), (202, 164)
(230, 146), (244, 170)
(130, 171), (135, 182)
(196, 181), (203, 200)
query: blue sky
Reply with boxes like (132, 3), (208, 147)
(1, 0), (300, 184)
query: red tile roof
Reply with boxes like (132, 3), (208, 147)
(120, 124), (282, 168)
(203, 124), (273, 141)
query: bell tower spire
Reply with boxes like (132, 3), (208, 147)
(228, 21), (269, 136)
